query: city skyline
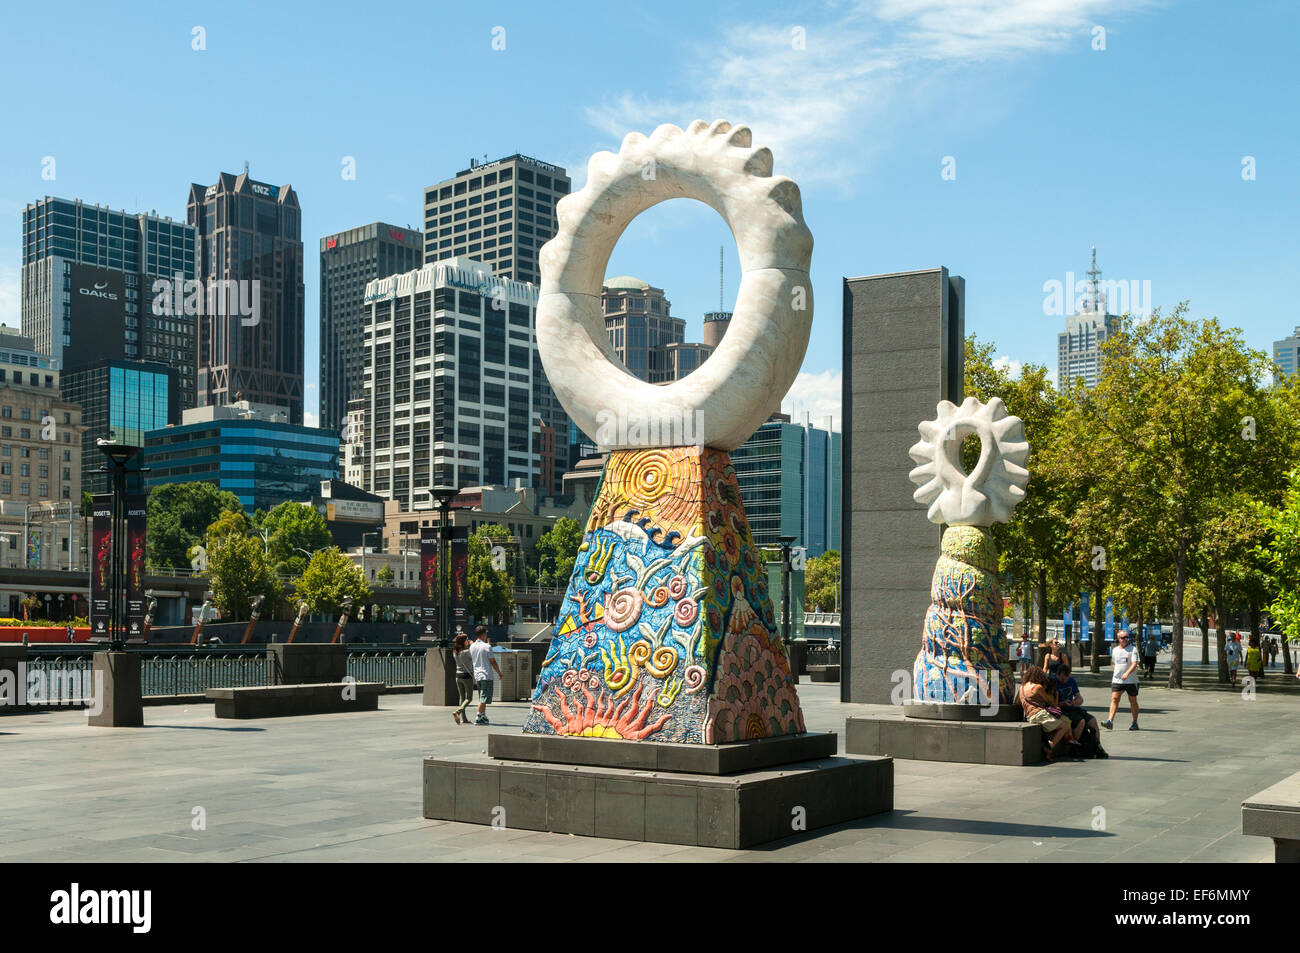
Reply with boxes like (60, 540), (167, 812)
(0, 0), (1296, 433)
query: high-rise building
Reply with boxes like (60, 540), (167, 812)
(143, 401), (338, 514)
(1057, 247), (1120, 390)
(60, 359), (178, 496)
(732, 412), (841, 557)
(20, 196), (197, 406)
(360, 257), (571, 507)
(600, 276), (716, 383)
(0, 325), (83, 506)
(319, 223), (423, 432)
(422, 155), (570, 285)
(702, 310), (732, 348)
(187, 171), (304, 422)
(1273, 327), (1300, 379)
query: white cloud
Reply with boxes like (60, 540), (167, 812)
(586, 1), (1149, 187)
(304, 410), (319, 429)
(993, 355), (1023, 378)
(782, 370), (842, 431)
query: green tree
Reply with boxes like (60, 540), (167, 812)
(469, 526), (514, 622)
(803, 550), (840, 612)
(254, 501), (332, 576)
(533, 517), (583, 588)
(1254, 469), (1300, 676)
(375, 564), (395, 586)
(294, 547), (372, 616)
(205, 508), (281, 620)
(1050, 304), (1293, 687)
(148, 482), (243, 572)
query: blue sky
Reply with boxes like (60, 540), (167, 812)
(1, 0), (1296, 428)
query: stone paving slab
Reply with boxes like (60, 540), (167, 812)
(1, 677), (1295, 861)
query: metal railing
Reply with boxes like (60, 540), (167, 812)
(807, 645), (841, 666)
(139, 652), (272, 696)
(346, 649), (426, 688)
(804, 612), (841, 627)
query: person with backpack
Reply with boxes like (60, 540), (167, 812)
(1018, 665), (1074, 761)
(1054, 661), (1108, 758)
(1246, 635), (1264, 682)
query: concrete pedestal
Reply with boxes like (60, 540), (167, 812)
(489, 731), (838, 774)
(87, 651), (143, 728)
(847, 709), (1043, 765)
(421, 646), (458, 707)
(1242, 771), (1300, 863)
(423, 748), (892, 849)
(268, 643), (346, 685)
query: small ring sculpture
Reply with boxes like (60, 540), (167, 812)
(536, 120), (814, 451)
(907, 396), (1030, 526)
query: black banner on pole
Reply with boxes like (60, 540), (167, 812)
(90, 493), (113, 638)
(419, 527), (439, 638)
(449, 526), (470, 632)
(125, 494), (147, 638)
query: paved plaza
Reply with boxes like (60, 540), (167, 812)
(2, 660), (1296, 862)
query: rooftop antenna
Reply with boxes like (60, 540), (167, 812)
(719, 245), (724, 312)
(243, 160), (250, 176)
(1086, 245), (1103, 313)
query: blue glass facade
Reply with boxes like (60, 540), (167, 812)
(733, 416), (842, 557)
(143, 419), (340, 513)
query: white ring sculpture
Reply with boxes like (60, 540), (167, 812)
(536, 120), (813, 451)
(907, 396), (1030, 526)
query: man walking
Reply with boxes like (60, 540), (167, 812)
(1140, 625), (1159, 680)
(469, 625), (503, 726)
(1102, 629), (1141, 731)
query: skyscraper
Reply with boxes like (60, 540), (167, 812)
(320, 223), (423, 432)
(187, 171), (305, 422)
(422, 155), (570, 285)
(1273, 327), (1300, 379)
(732, 412), (842, 557)
(20, 196), (197, 406)
(1057, 247), (1120, 390)
(360, 257), (571, 505)
(601, 276), (715, 383)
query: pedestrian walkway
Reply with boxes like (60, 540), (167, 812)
(1, 678), (1294, 861)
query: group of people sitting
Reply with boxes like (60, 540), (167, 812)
(1017, 659), (1109, 761)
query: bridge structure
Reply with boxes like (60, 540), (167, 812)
(0, 566), (565, 625)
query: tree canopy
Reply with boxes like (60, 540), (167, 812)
(147, 482), (243, 572)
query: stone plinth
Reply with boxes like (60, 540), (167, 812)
(1242, 771), (1300, 863)
(423, 750), (891, 849)
(846, 709), (1043, 766)
(268, 643), (346, 685)
(205, 682), (382, 718)
(489, 731), (837, 774)
(87, 651), (143, 728)
(421, 646), (459, 707)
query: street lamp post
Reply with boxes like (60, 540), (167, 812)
(98, 438), (141, 652)
(777, 535), (797, 655)
(432, 486), (458, 647)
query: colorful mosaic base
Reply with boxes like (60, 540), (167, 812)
(913, 525), (1015, 706)
(525, 447), (805, 744)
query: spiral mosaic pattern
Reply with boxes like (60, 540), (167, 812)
(524, 446), (804, 744)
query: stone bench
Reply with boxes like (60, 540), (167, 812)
(1242, 771), (1300, 862)
(809, 664), (840, 682)
(205, 682), (382, 719)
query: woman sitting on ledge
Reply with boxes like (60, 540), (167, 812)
(1018, 665), (1073, 761)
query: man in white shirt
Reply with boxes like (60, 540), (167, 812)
(469, 625), (503, 726)
(1102, 629), (1141, 731)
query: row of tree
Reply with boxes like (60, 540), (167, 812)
(135, 483), (553, 623)
(967, 304), (1300, 686)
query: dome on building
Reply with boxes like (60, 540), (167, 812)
(603, 275), (650, 291)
